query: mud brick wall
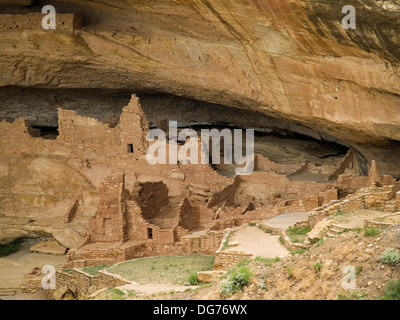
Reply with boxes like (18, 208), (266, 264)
(58, 95), (149, 161)
(335, 174), (369, 196)
(125, 200), (150, 241)
(254, 154), (304, 174)
(0, 13), (82, 33)
(287, 181), (327, 197)
(208, 218), (237, 231)
(182, 230), (225, 254)
(178, 198), (199, 231)
(327, 150), (355, 180)
(198, 206), (214, 226)
(132, 181), (169, 220)
(321, 188), (338, 204)
(213, 251), (253, 270)
(365, 186), (394, 208)
(152, 227), (175, 244)
(94, 270), (130, 289)
(208, 176), (240, 208)
(120, 242), (148, 261)
(55, 269), (129, 299)
(87, 172), (127, 243)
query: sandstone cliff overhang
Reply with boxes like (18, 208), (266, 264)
(0, 0), (400, 175)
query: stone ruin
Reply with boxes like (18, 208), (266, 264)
(1, 94), (399, 268)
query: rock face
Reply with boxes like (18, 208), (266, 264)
(307, 220), (333, 243)
(29, 240), (67, 255)
(196, 270), (225, 283)
(1, 1), (400, 175)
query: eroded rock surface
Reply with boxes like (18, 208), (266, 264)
(1, 1), (400, 174)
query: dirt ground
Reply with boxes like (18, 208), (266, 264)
(225, 226), (289, 258)
(132, 226), (400, 300)
(328, 209), (391, 228)
(0, 238), (65, 290)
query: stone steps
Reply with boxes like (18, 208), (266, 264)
(325, 224), (348, 238)
(0, 287), (19, 296)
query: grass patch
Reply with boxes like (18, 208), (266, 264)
(313, 261), (322, 273)
(313, 238), (325, 248)
(355, 265), (363, 276)
(286, 266), (294, 278)
(380, 280), (400, 300)
(286, 226), (311, 236)
(220, 264), (252, 296)
(106, 254), (215, 285)
(286, 226), (310, 244)
(290, 248), (309, 255)
(334, 210), (347, 216)
(81, 264), (112, 276)
(364, 227), (381, 237)
(106, 288), (126, 300)
(278, 235), (284, 245)
(257, 224), (273, 234)
(254, 256), (281, 267)
(188, 272), (200, 285)
(0, 240), (21, 257)
(338, 290), (368, 300)
(63, 268), (74, 275)
(221, 230), (237, 251)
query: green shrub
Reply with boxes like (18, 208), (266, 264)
(313, 238), (325, 248)
(355, 265), (363, 276)
(338, 290), (368, 300)
(188, 272), (199, 285)
(313, 261), (322, 273)
(364, 228), (381, 237)
(380, 248), (400, 266)
(220, 265), (252, 296)
(286, 266), (294, 278)
(278, 236), (284, 245)
(0, 241), (20, 257)
(380, 280), (400, 300)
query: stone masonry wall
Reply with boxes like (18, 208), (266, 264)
(213, 251), (253, 270)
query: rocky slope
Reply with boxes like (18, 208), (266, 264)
(1, 0), (400, 175)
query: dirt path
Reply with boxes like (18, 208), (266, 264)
(225, 226), (289, 258)
(263, 212), (310, 230)
(0, 239), (65, 289)
(118, 283), (197, 295)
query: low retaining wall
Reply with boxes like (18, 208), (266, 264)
(55, 268), (130, 299)
(213, 251), (253, 270)
(364, 212), (400, 229)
